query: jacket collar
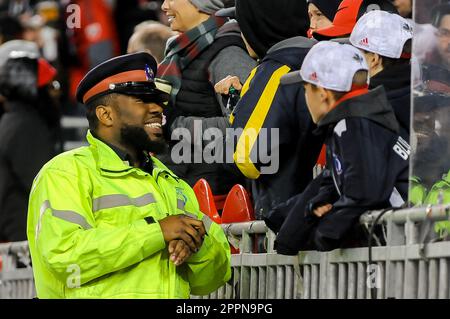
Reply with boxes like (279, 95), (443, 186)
(266, 36), (317, 54)
(370, 63), (411, 92)
(87, 131), (178, 179)
(263, 36), (316, 68)
(317, 86), (400, 134)
(87, 131), (134, 174)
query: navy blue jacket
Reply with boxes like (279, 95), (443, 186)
(275, 87), (410, 253)
(229, 37), (324, 225)
(370, 63), (411, 140)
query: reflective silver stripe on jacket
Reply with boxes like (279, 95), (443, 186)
(177, 199), (185, 210)
(201, 214), (213, 233)
(52, 210), (92, 230)
(182, 212), (213, 234)
(92, 193), (156, 212)
(36, 200), (92, 241)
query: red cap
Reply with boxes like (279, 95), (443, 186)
(313, 0), (363, 39)
(37, 58), (57, 88)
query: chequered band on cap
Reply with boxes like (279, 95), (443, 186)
(76, 52), (160, 105)
(82, 70), (147, 104)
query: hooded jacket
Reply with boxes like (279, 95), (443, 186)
(0, 101), (55, 241)
(27, 131), (231, 298)
(230, 37), (324, 225)
(235, 0), (309, 58)
(370, 62), (411, 139)
(275, 87), (410, 253)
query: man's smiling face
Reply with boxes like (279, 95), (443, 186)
(109, 94), (166, 155)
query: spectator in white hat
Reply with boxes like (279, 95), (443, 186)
(350, 10), (413, 139)
(274, 41), (409, 253)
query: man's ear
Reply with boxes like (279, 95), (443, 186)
(95, 105), (115, 127)
(322, 88), (337, 110)
(318, 87), (329, 103)
(366, 52), (383, 70)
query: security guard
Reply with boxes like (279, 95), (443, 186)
(27, 52), (231, 299)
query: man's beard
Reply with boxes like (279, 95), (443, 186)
(120, 124), (167, 156)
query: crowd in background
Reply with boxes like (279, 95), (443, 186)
(0, 0), (449, 254)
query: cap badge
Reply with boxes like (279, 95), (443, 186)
(403, 23), (413, 34)
(359, 37), (369, 47)
(353, 53), (364, 64)
(145, 64), (154, 81)
(309, 72), (318, 82)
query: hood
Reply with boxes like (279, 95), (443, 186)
(215, 19), (241, 39)
(261, 36), (316, 69)
(235, 0), (309, 58)
(317, 86), (399, 133)
(370, 63), (411, 92)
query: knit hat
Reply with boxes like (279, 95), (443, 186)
(189, 0), (224, 14)
(307, 0), (342, 21)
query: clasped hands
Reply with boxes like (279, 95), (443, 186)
(159, 215), (206, 266)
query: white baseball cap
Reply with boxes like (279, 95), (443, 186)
(350, 10), (413, 59)
(280, 41), (369, 92)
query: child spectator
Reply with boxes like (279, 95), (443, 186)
(214, 0), (324, 228)
(350, 10), (413, 138)
(307, 0), (342, 38)
(275, 42), (409, 252)
(312, 0), (398, 40)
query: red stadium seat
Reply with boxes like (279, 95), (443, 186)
(222, 185), (255, 254)
(192, 179), (221, 224)
(221, 184), (255, 223)
(213, 194), (227, 214)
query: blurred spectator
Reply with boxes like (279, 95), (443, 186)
(350, 10), (413, 138)
(214, 0), (324, 228)
(157, 0), (256, 195)
(428, 2), (450, 69)
(0, 14), (24, 44)
(21, 14), (43, 44)
(0, 53), (60, 241)
(64, 0), (120, 107)
(114, 0), (163, 54)
(2, 0), (35, 17)
(392, 0), (412, 18)
(425, 166), (450, 237)
(414, 23), (438, 63)
(307, 0), (342, 38)
(312, 0), (398, 40)
(0, 14), (25, 119)
(275, 42), (409, 253)
(410, 93), (450, 193)
(127, 20), (175, 63)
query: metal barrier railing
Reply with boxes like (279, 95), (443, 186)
(1, 205), (450, 299)
(194, 204), (450, 299)
(0, 241), (34, 299)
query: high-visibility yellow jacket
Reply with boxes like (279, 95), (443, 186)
(27, 131), (231, 299)
(425, 169), (450, 237)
